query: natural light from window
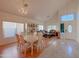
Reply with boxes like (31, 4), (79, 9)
(67, 25), (72, 33)
(48, 25), (56, 32)
(16, 23), (24, 34)
(61, 14), (74, 21)
(37, 25), (44, 31)
(3, 21), (24, 38)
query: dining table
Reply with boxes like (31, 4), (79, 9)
(24, 34), (38, 56)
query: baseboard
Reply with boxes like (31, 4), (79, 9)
(0, 41), (16, 47)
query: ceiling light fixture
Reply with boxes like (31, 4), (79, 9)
(19, 0), (28, 15)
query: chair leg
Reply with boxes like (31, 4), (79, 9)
(24, 48), (27, 56)
(17, 44), (21, 53)
(37, 45), (40, 53)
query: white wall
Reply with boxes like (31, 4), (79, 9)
(45, 13), (60, 31)
(45, 0), (78, 41)
(59, 1), (77, 40)
(76, 0), (79, 42)
(0, 11), (42, 46)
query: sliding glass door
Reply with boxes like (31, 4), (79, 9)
(3, 21), (25, 38)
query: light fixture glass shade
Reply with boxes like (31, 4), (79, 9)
(18, 7), (28, 15)
(18, 0), (28, 15)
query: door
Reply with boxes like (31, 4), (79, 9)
(64, 21), (76, 40)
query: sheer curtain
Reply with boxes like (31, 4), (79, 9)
(3, 21), (25, 38)
(16, 23), (24, 34)
(3, 22), (16, 38)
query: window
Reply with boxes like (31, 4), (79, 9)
(24, 23), (27, 33)
(77, 14), (79, 20)
(47, 25), (56, 32)
(3, 22), (16, 38)
(61, 14), (74, 21)
(25, 24), (27, 30)
(67, 25), (72, 33)
(37, 25), (43, 31)
(48, 26), (52, 32)
(16, 23), (24, 34)
(3, 21), (24, 38)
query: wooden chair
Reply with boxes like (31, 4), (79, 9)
(16, 34), (31, 55)
(33, 32), (45, 52)
(16, 34), (21, 50)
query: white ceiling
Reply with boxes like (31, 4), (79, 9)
(0, 0), (74, 22)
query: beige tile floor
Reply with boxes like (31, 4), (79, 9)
(38, 39), (79, 58)
(1, 39), (79, 58)
(0, 44), (20, 58)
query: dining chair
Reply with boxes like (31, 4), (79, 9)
(38, 32), (46, 49)
(33, 32), (45, 52)
(16, 34), (21, 50)
(16, 34), (31, 55)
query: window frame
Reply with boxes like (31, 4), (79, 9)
(3, 21), (25, 38)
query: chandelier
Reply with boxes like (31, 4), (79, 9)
(19, 0), (28, 15)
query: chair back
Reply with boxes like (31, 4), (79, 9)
(16, 34), (20, 43)
(19, 35), (26, 45)
(16, 34), (25, 44)
(37, 32), (43, 44)
(37, 32), (43, 39)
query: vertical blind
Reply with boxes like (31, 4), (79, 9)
(3, 21), (24, 38)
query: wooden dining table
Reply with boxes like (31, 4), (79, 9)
(24, 34), (38, 56)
